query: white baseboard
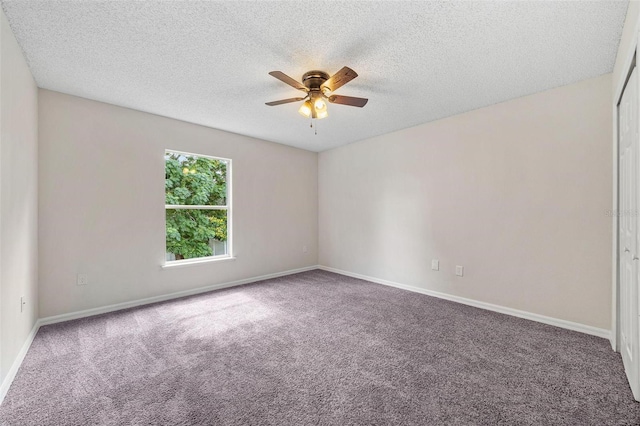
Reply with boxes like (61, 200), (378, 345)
(318, 265), (611, 340)
(0, 319), (41, 405)
(1, 264), (609, 407)
(40, 265), (320, 326)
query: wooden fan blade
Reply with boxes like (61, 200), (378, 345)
(328, 95), (368, 107)
(265, 97), (305, 106)
(268, 71), (307, 91)
(322, 66), (358, 92)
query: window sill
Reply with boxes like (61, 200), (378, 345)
(162, 256), (236, 269)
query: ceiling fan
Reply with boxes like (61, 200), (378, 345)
(265, 66), (368, 120)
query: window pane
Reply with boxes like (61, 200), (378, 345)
(165, 152), (227, 206)
(165, 209), (228, 260)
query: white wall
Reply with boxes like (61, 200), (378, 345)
(319, 74), (612, 330)
(0, 10), (38, 383)
(38, 90), (317, 318)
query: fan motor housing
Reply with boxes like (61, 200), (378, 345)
(302, 70), (329, 91)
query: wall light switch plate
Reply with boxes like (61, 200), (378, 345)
(455, 266), (464, 277)
(302, 245), (308, 253)
(431, 259), (439, 271)
(77, 274), (88, 286)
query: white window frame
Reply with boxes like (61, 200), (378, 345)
(163, 149), (233, 267)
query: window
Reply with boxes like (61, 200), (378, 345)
(165, 150), (231, 264)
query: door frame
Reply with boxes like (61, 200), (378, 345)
(613, 21), (640, 353)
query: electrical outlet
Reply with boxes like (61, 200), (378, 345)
(77, 274), (88, 286)
(20, 296), (26, 313)
(302, 245), (308, 253)
(455, 266), (464, 277)
(431, 259), (439, 271)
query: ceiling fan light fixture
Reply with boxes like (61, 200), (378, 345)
(298, 100), (312, 118)
(316, 109), (328, 119)
(314, 98), (328, 119)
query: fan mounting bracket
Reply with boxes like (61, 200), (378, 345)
(302, 70), (330, 91)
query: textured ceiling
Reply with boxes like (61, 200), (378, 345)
(1, 1), (628, 152)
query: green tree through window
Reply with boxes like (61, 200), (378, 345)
(165, 151), (230, 261)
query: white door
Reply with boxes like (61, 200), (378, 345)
(619, 66), (640, 399)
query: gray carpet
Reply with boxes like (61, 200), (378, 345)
(0, 270), (638, 425)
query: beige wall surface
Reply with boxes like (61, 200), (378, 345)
(0, 10), (39, 383)
(38, 90), (318, 318)
(319, 74), (613, 329)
